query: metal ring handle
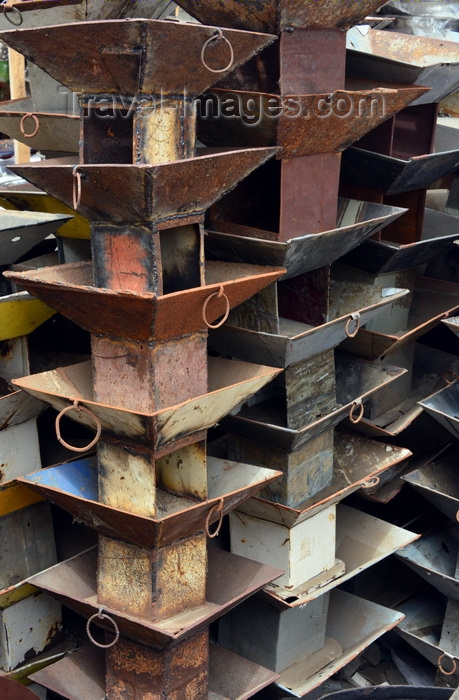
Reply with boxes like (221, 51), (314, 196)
(2, 3), (23, 25)
(349, 400), (364, 424)
(345, 313), (360, 339)
(86, 608), (120, 649)
(19, 113), (40, 138)
(72, 166), (82, 210)
(360, 476), (380, 489)
(443, 371), (459, 386)
(55, 400), (102, 453)
(205, 498), (224, 539)
(202, 286), (230, 329)
(201, 28), (234, 74)
(437, 653), (457, 676)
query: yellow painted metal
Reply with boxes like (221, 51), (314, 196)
(0, 192), (90, 239)
(0, 481), (44, 518)
(0, 583), (38, 612)
(0, 294), (56, 340)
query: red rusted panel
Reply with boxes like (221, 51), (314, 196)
(174, 0), (388, 32)
(0, 20), (276, 97)
(10, 148), (279, 225)
(278, 267), (330, 327)
(280, 29), (346, 94)
(0, 678), (39, 700)
(5, 261), (286, 341)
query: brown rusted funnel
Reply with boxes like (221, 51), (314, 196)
(5, 260), (286, 341)
(198, 85), (429, 157)
(0, 210), (71, 264)
(0, 19), (276, 97)
(0, 678), (40, 700)
(10, 148), (278, 225)
(0, 111), (78, 154)
(173, 0), (388, 33)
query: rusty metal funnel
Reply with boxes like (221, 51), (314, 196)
(418, 381), (459, 442)
(237, 430), (412, 529)
(10, 148), (279, 225)
(223, 354), (407, 452)
(0, 291), (55, 341)
(206, 200), (407, 280)
(402, 450), (459, 524)
(198, 86), (428, 157)
(347, 28), (459, 106)
(0, 112), (78, 154)
(443, 316), (459, 339)
(341, 147), (459, 195)
(19, 456), (282, 548)
(0, 211), (71, 264)
(12, 358), (281, 455)
(29, 642), (278, 700)
(5, 261), (286, 341)
(0, 678), (40, 700)
(0, 0), (174, 29)
(173, 0), (388, 33)
(396, 526), (459, 602)
(27, 546), (283, 649)
(342, 208), (459, 274)
(0, 20), (276, 98)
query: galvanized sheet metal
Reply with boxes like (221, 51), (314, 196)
(274, 589), (404, 698)
(174, 0), (388, 33)
(0, 20), (276, 97)
(261, 504), (418, 608)
(418, 381), (459, 442)
(394, 593), (448, 669)
(205, 200), (407, 279)
(27, 546), (283, 649)
(12, 357), (281, 452)
(11, 148), (279, 225)
(198, 86), (428, 157)
(223, 354), (406, 452)
(0, 211), (70, 265)
(0, 390), (46, 431)
(5, 260), (286, 341)
(443, 317), (459, 339)
(402, 451), (459, 524)
(20, 456), (282, 548)
(341, 147), (459, 195)
(347, 28), (459, 106)
(341, 208), (459, 274)
(0, 112), (78, 154)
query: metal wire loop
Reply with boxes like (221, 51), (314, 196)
(349, 400), (364, 424)
(202, 285), (230, 329)
(437, 652), (457, 676)
(72, 166), (82, 210)
(360, 476), (380, 489)
(443, 370), (459, 386)
(55, 400), (102, 453)
(19, 113), (40, 138)
(345, 312), (360, 339)
(86, 608), (120, 649)
(2, 3), (23, 25)
(205, 497), (224, 539)
(201, 28), (234, 74)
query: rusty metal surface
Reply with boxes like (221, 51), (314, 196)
(0, 390), (45, 431)
(0, 112), (78, 154)
(30, 645), (105, 700)
(0, 678), (40, 700)
(396, 526), (459, 602)
(10, 148), (278, 225)
(209, 644), (279, 700)
(341, 208), (459, 274)
(209, 287), (408, 369)
(174, 0), (387, 32)
(20, 456), (281, 548)
(12, 357), (281, 452)
(5, 260), (285, 341)
(27, 546), (283, 649)
(223, 355), (406, 451)
(275, 589), (404, 697)
(0, 0), (174, 29)
(0, 211), (70, 265)
(0, 20), (275, 97)
(206, 200), (406, 279)
(419, 381), (459, 442)
(343, 276), (459, 361)
(198, 86), (428, 157)
(347, 28), (459, 106)
(341, 147), (459, 195)
(402, 449), (459, 523)
(260, 504), (418, 608)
